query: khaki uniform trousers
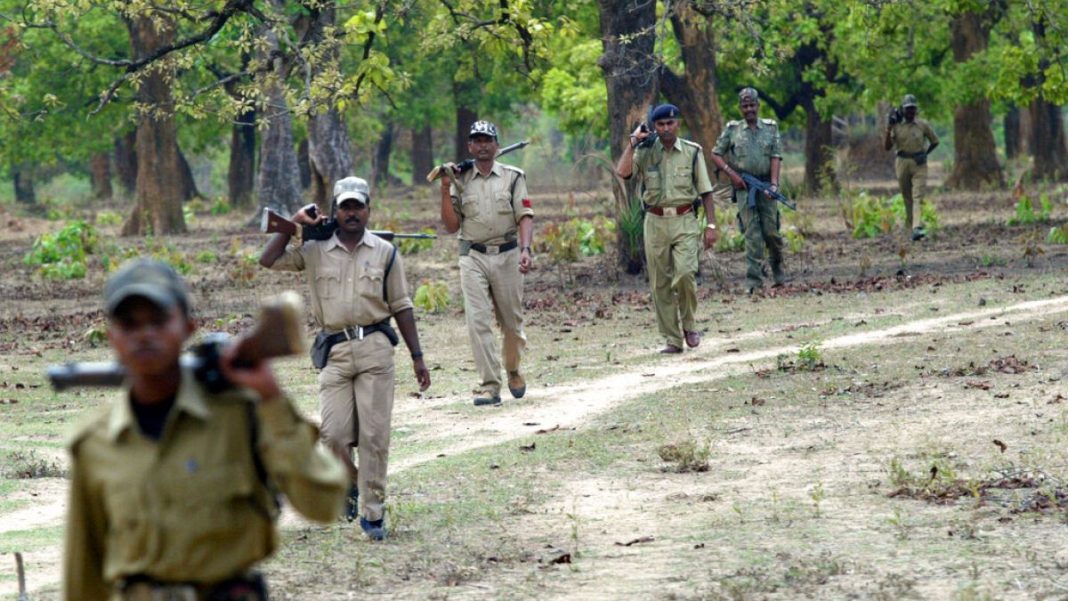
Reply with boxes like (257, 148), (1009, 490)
(644, 212), (700, 348)
(318, 332), (395, 522)
(737, 191), (784, 290)
(459, 248), (527, 396)
(895, 157), (927, 230)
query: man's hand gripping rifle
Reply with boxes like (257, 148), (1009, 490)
(424, 139), (530, 184)
(261, 207), (438, 243)
(740, 172), (797, 212)
(48, 292), (306, 393)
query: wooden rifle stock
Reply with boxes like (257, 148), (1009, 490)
(48, 291), (306, 392)
(425, 139), (530, 183)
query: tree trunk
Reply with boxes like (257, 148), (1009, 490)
(945, 11), (1004, 190)
(1004, 106), (1021, 160)
(114, 131), (137, 197)
(597, 0), (657, 274)
(122, 14), (185, 236)
(801, 97), (837, 193)
(371, 122), (394, 189)
(90, 152), (113, 200)
(661, 3), (723, 168)
(228, 105), (256, 208)
(176, 148), (200, 201)
(410, 126), (433, 185)
(305, 5), (356, 209)
(1029, 97), (1068, 181)
(255, 8), (304, 218)
(297, 138), (311, 189)
(12, 164), (34, 205)
(454, 98), (477, 161)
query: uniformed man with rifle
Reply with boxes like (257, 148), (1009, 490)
(883, 93), (939, 241)
(711, 87), (788, 294)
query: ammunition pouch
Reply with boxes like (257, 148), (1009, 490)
(897, 151), (927, 166)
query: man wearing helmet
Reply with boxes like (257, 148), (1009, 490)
(260, 176), (431, 541)
(883, 94), (939, 241)
(439, 120), (534, 406)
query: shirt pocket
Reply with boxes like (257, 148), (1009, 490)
(103, 485), (148, 564)
(495, 190), (513, 215)
(314, 267), (341, 300)
(358, 266), (385, 302)
(460, 194), (481, 221)
(643, 168), (662, 193)
(166, 463), (257, 542)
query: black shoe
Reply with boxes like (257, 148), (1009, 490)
(343, 484), (359, 522)
(911, 227), (926, 241)
(507, 371), (526, 399)
(360, 517), (387, 541)
(473, 393), (502, 406)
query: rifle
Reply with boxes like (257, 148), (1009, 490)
(424, 139), (530, 183)
(739, 172), (797, 211)
(47, 291), (306, 393)
(261, 208), (438, 243)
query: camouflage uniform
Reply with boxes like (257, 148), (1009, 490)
(633, 136), (714, 349)
(712, 117), (785, 290)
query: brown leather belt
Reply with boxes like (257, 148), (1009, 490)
(646, 204), (693, 217)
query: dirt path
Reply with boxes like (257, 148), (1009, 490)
(5, 294), (1067, 597)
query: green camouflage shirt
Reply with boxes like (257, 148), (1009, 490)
(712, 118), (783, 178)
(633, 137), (713, 208)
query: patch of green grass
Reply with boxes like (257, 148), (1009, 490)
(0, 526), (64, 553)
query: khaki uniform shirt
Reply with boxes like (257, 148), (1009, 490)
(890, 119), (938, 154)
(63, 367), (347, 601)
(633, 138), (713, 208)
(450, 161), (534, 246)
(712, 118), (784, 178)
(271, 231), (414, 331)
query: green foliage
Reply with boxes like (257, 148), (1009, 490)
(541, 216), (615, 263)
(1048, 224), (1068, 245)
(848, 192), (897, 239)
(95, 211), (122, 227)
(784, 226), (805, 254)
(713, 206), (745, 253)
(2, 449), (66, 479)
(657, 438), (711, 473)
(414, 280), (451, 314)
(23, 220), (97, 279)
(797, 342), (824, 371)
(1008, 194), (1053, 226)
(210, 198), (231, 216)
(195, 250), (218, 264)
(395, 228), (437, 255)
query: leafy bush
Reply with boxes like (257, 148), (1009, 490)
(1048, 224), (1068, 245)
(541, 216), (615, 263)
(1008, 194), (1052, 226)
(849, 192), (897, 239)
(95, 210), (123, 226)
(414, 280), (450, 313)
(784, 226), (805, 253)
(797, 342), (823, 370)
(395, 227), (436, 255)
(24, 220), (98, 279)
(195, 250), (218, 263)
(2, 449), (67, 479)
(210, 198), (231, 215)
(712, 206), (745, 252)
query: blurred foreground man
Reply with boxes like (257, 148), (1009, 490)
(64, 259), (347, 601)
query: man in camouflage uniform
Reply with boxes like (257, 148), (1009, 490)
(711, 88), (785, 294)
(883, 94), (939, 241)
(439, 120), (534, 406)
(64, 259), (348, 600)
(617, 103), (718, 354)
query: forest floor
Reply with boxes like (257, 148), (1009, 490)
(0, 177), (1066, 600)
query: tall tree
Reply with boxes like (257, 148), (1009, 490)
(597, 0), (658, 273)
(944, 5), (1004, 190)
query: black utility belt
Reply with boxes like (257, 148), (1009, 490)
(464, 240), (518, 256)
(896, 151), (927, 165)
(121, 572), (267, 601)
(310, 321), (398, 369)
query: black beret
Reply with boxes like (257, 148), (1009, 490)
(649, 104), (680, 122)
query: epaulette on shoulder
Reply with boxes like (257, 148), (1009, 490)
(67, 405), (110, 450)
(680, 138), (703, 151)
(761, 118), (778, 126)
(726, 120), (741, 128)
(500, 163), (526, 177)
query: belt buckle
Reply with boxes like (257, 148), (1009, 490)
(668, 206), (680, 216)
(486, 245), (500, 255)
(343, 326), (364, 341)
